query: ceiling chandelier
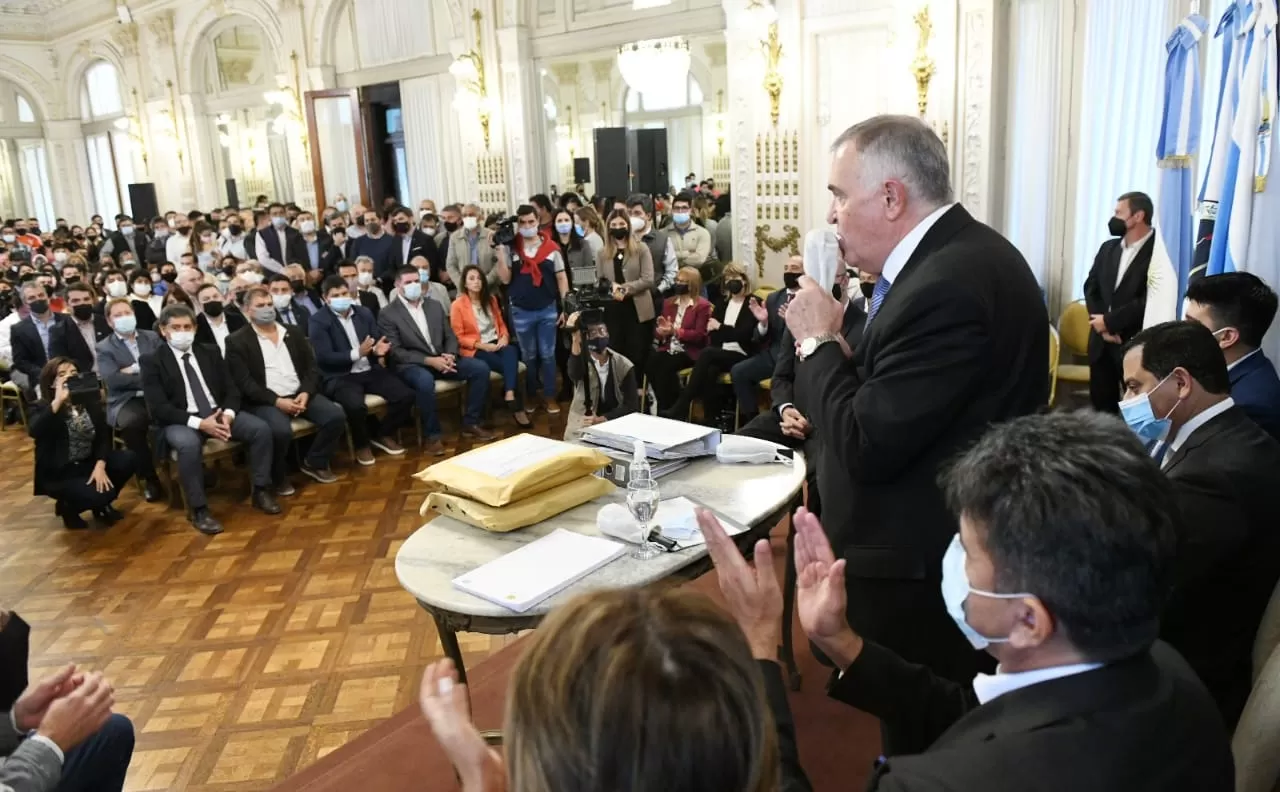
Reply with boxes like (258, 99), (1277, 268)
(617, 37), (690, 98)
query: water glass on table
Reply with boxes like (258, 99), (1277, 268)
(625, 478), (662, 560)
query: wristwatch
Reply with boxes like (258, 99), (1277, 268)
(798, 333), (841, 361)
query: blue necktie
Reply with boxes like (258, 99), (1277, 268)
(866, 277), (892, 326)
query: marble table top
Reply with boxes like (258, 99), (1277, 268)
(395, 454), (806, 619)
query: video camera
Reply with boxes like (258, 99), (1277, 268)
(492, 216), (518, 248)
(563, 278), (613, 317)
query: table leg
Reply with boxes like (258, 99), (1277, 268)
(779, 498), (802, 691)
(431, 611), (469, 686)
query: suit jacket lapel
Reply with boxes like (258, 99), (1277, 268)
(396, 300), (432, 351)
(1115, 236), (1155, 298)
(1162, 408), (1236, 475)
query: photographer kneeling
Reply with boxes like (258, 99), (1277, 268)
(562, 309), (639, 441)
(29, 357), (136, 530)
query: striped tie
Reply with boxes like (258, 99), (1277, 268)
(865, 277), (892, 327)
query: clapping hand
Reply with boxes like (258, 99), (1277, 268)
(13, 664), (81, 731)
(707, 317), (721, 332)
(748, 297), (769, 324)
(359, 336), (377, 356)
(32, 671), (115, 754)
(419, 660), (505, 792)
(373, 336), (392, 357)
(793, 507), (863, 669)
(699, 508), (782, 659)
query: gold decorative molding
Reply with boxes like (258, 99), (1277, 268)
(754, 224), (800, 278)
(763, 21), (783, 127)
(911, 5), (935, 118)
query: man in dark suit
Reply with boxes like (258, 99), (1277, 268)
(338, 260), (384, 318)
(141, 304), (279, 536)
(308, 275), (413, 467)
(296, 209), (334, 280)
(1083, 191), (1156, 413)
(63, 282), (111, 374)
(739, 265), (865, 518)
(11, 283), (95, 395)
(193, 283), (246, 357)
(226, 286), (346, 489)
(784, 116), (1048, 752)
(1184, 272), (1280, 442)
(1121, 321), (1280, 729)
(703, 411), (1234, 792)
(266, 274), (310, 336)
(246, 203), (307, 271)
(730, 256), (803, 420)
(378, 267), (492, 454)
(387, 206), (444, 285)
(320, 221), (351, 278)
(97, 299), (166, 502)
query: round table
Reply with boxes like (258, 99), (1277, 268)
(396, 454), (807, 688)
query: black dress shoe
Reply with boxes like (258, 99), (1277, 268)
(252, 488), (282, 515)
(142, 478), (165, 503)
(93, 505), (124, 525)
(189, 507), (223, 535)
(57, 502), (88, 530)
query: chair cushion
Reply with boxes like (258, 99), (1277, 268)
(169, 438), (241, 461)
(1057, 364), (1090, 383)
(290, 418), (317, 435)
(435, 379), (464, 394)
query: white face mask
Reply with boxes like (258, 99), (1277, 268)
(272, 293), (293, 310)
(462, 216), (478, 231)
(168, 330), (195, 351)
(105, 281), (128, 298)
(300, 220), (316, 234)
(356, 271), (374, 286)
(629, 216), (646, 232)
(940, 534), (1032, 650)
(132, 282), (152, 297)
(239, 272), (264, 285)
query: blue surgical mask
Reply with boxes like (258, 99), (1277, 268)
(336, 200), (349, 213)
(329, 296), (354, 314)
(940, 534), (1032, 651)
(574, 223), (586, 237)
(519, 226), (539, 239)
(418, 268), (432, 285)
(271, 216), (286, 228)
(672, 212), (691, 225)
(402, 282), (422, 301)
(1119, 373), (1179, 444)
(112, 314), (136, 335)
(555, 221), (573, 235)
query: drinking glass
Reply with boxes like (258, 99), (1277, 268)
(626, 479), (662, 560)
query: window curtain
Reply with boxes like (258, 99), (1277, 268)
(1002, 0), (1066, 289)
(313, 96), (361, 206)
(266, 131), (294, 202)
(84, 133), (120, 221)
(17, 142), (54, 229)
(1068, 0), (1170, 297)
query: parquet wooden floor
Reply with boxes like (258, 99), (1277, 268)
(0, 408), (561, 791)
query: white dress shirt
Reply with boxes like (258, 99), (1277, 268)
(0, 311), (22, 368)
(336, 311), (371, 374)
(403, 299), (434, 353)
(972, 662), (1104, 705)
(170, 343), (230, 430)
(219, 234), (248, 260)
(206, 315), (231, 356)
(75, 319), (99, 373)
(592, 354), (611, 391)
(722, 298), (746, 355)
(1116, 229), (1155, 287)
(1162, 397), (1235, 468)
(401, 235), (413, 267)
(166, 233), (190, 266)
(255, 323), (301, 397)
(880, 203), (957, 287)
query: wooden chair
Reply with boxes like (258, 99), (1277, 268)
(1048, 324), (1062, 406)
(164, 439), (244, 513)
(0, 381), (27, 431)
(1055, 300), (1092, 402)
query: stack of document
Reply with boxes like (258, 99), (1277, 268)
(581, 413), (721, 460)
(452, 529), (627, 612)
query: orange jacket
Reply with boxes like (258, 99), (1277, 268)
(449, 293), (509, 356)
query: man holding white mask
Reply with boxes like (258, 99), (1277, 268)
(701, 411), (1234, 791)
(1120, 320), (1280, 729)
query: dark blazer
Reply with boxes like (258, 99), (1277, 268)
(321, 238), (351, 274)
(1229, 350), (1280, 442)
(140, 342), (242, 427)
(752, 288), (792, 365)
(97, 329), (164, 424)
(247, 225), (308, 267)
(377, 297), (457, 369)
(1083, 234), (1154, 362)
(793, 205), (1048, 694)
(355, 289), (383, 319)
(225, 323), (321, 406)
(274, 299), (311, 337)
(772, 640), (1232, 791)
(12, 314), (97, 383)
(709, 297), (759, 352)
(28, 400), (113, 497)
(56, 314), (109, 373)
(308, 303), (382, 382)
(129, 298), (158, 332)
(1159, 404), (1280, 729)
(656, 297), (713, 361)
(298, 232), (335, 274)
(195, 311), (247, 348)
(394, 230), (445, 283)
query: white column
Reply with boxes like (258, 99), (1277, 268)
(401, 74), (466, 205)
(723, 0), (766, 276)
(42, 120), (91, 223)
(181, 93), (219, 211)
(495, 24), (545, 207)
(953, 0), (1006, 225)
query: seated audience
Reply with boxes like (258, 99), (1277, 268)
(646, 266), (712, 412)
(496, 204), (571, 414)
(563, 310), (639, 441)
(1121, 320), (1280, 729)
(309, 275), (412, 466)
(142, 304), (280, 535)
(379, 266), (493, 452)
(64, 282), (110, 374)
(596, 209), (656, 382)
(730, 255), (802, 421)
(11, 282), (87, 396)
(127, 269), (159, 331)
(97, 299), (165, 502)
(661, 262), (758, 422)
(194, 282), (245, 356)
(352, 256), (388, 313)
(97, 269), (129, 313)
(703, 410), (1234, 791)
(1183, 272), (1280, 441)
(29, 357), (137, 530)
(283, 262), (322, 316)
(266, 274), (310, 334)
(1, 665), (134, 792)
(451, 264), (530, 427)
(419, 586), (792, 792)
(176, 266), (205, 307)
(226, 286), (345, 488)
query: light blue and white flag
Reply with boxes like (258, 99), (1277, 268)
(1146, 12), (1209, 327)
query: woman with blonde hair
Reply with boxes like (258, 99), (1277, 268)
(646, 265), (712, 412)
(574, 204), (605, 262)
(660, 261), (757, 422)
(420, 586), (800, 792)
(596, 209), (655, 380)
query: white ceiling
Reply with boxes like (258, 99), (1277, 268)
(0, 0), (79, 14)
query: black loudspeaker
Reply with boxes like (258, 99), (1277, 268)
(632, 129), (669, 196)
(127, 183), (158, 223)
(573, 157), (591, 185)
(225, 179), (240, 209)
(593, 128), (631, 200)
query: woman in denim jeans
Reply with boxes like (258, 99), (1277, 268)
(495, 205), (569, 413)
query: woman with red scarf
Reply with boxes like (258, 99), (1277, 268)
(495, 205), (570, 413)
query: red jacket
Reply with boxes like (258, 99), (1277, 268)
(657, 296), (712, 360)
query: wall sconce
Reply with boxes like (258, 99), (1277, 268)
(265, 51), (309, 155)
(745, 1), (782, 127)
(450, 10), (492, 150)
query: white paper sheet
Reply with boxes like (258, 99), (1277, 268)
(450, 433), (578, 479)
(452, 529), (627, 613)
(653, 497), (747, 548)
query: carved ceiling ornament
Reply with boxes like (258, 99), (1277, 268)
(148, 9), (176, 48)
